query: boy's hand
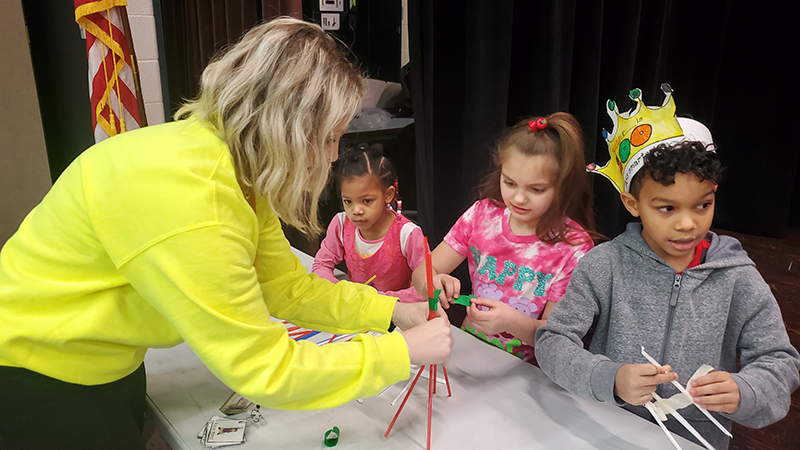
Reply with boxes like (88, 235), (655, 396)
(431, 273), (460, 309)
(689, 371), (740, 414)
(615, 364), (678, 405)
(466, 297), (514, 335)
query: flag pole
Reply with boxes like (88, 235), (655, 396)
(118, 6), (147, 127)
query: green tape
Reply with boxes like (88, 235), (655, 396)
(428, 289), (442, 311)
(452, 295), (475, 307)
(323, 426), (340, 447)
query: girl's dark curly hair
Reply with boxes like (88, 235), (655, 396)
(630, 141), (723, 198)
(334, 144), (397, 190)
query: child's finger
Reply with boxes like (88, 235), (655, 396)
(470, 297), (494, 307)
(691, 371), (727, 387)
(651, 371), (679, 386)
(466, 303), (485, 318)
(445, 277), (461, 300)
(691, 378), (737, 397)
(693, 392), (740, 413)
(634, 363), (664, 376)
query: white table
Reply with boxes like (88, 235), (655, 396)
(144, 249), (703, 450)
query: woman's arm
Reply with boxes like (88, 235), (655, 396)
(120, 222), (411, 411)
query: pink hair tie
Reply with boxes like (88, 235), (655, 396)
(528, 118), (548, 132)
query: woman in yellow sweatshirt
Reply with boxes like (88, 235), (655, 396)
(0, 17), (452, 449)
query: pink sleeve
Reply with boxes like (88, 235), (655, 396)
(311, 215), (346, 284)
(546, 239), (594, 304)
(402, 226), (428, 274)
(443, 201), (481, 256)
(381, 227), (428, 303)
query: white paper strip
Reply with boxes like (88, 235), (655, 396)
(653, 392), (715, 450)
(641, 347), (733, 438)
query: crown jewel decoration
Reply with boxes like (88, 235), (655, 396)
(587, 83), (685, 192)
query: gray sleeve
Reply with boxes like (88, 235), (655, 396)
(724, 267), (800, 428)
(535, 250), (623, 403)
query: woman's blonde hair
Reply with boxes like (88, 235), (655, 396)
(176, 17), (363, 236)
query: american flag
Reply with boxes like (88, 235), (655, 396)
(75, 0), (143, 142)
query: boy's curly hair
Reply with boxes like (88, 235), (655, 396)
(630, 141), (723, 198)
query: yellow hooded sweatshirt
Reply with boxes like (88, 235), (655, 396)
(0, 118), (410, 410)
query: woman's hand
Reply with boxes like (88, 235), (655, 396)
(401, 317), (454, 366)
(391, 301), (447, 330)
(466, 297), (517, 336)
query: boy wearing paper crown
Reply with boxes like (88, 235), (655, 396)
(536, 84), (799, 450)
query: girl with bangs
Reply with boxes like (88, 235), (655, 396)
(412, 112), (597, 365)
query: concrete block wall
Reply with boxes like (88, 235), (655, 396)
(127, 0), (165, 125)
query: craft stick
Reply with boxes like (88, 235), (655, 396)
(641, 347), (732, 438)
(644, 402), (683, 450)
(653, 393), (716, 450)
(391, 367), (421, 406)
(385, 365), (426, 437)
(427, 364), (434, 450)
(365, 275), (377, 285)
(442, 366), (452, 397)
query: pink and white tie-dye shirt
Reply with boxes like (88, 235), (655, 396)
(444, 199), (593, 364)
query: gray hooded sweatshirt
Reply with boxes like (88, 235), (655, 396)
(536, 223), (800, 450)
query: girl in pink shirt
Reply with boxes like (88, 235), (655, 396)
(313, 149), (426, 303)
(412, 113), (598, 364)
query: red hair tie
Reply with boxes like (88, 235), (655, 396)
(528, 118), (548, 132)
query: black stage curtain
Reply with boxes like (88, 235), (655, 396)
(408, 0), (800, 240)
(159, 0), (301, 118)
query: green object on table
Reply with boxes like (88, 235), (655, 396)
(452, 295), (475, 307)
(323, 426), (340, 447)
(428, 289), (442, 311)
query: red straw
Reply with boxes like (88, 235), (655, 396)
(442, 366), (452, 397)
(424, 237), (435, 320)
(433, 364), (437, 394)
(427, 364), (434, 449)
(385, 365), (426, 437)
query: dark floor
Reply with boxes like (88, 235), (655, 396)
(713, 228), (800, 450)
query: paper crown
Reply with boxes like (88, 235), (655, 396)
(587, 83), (687, 192)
